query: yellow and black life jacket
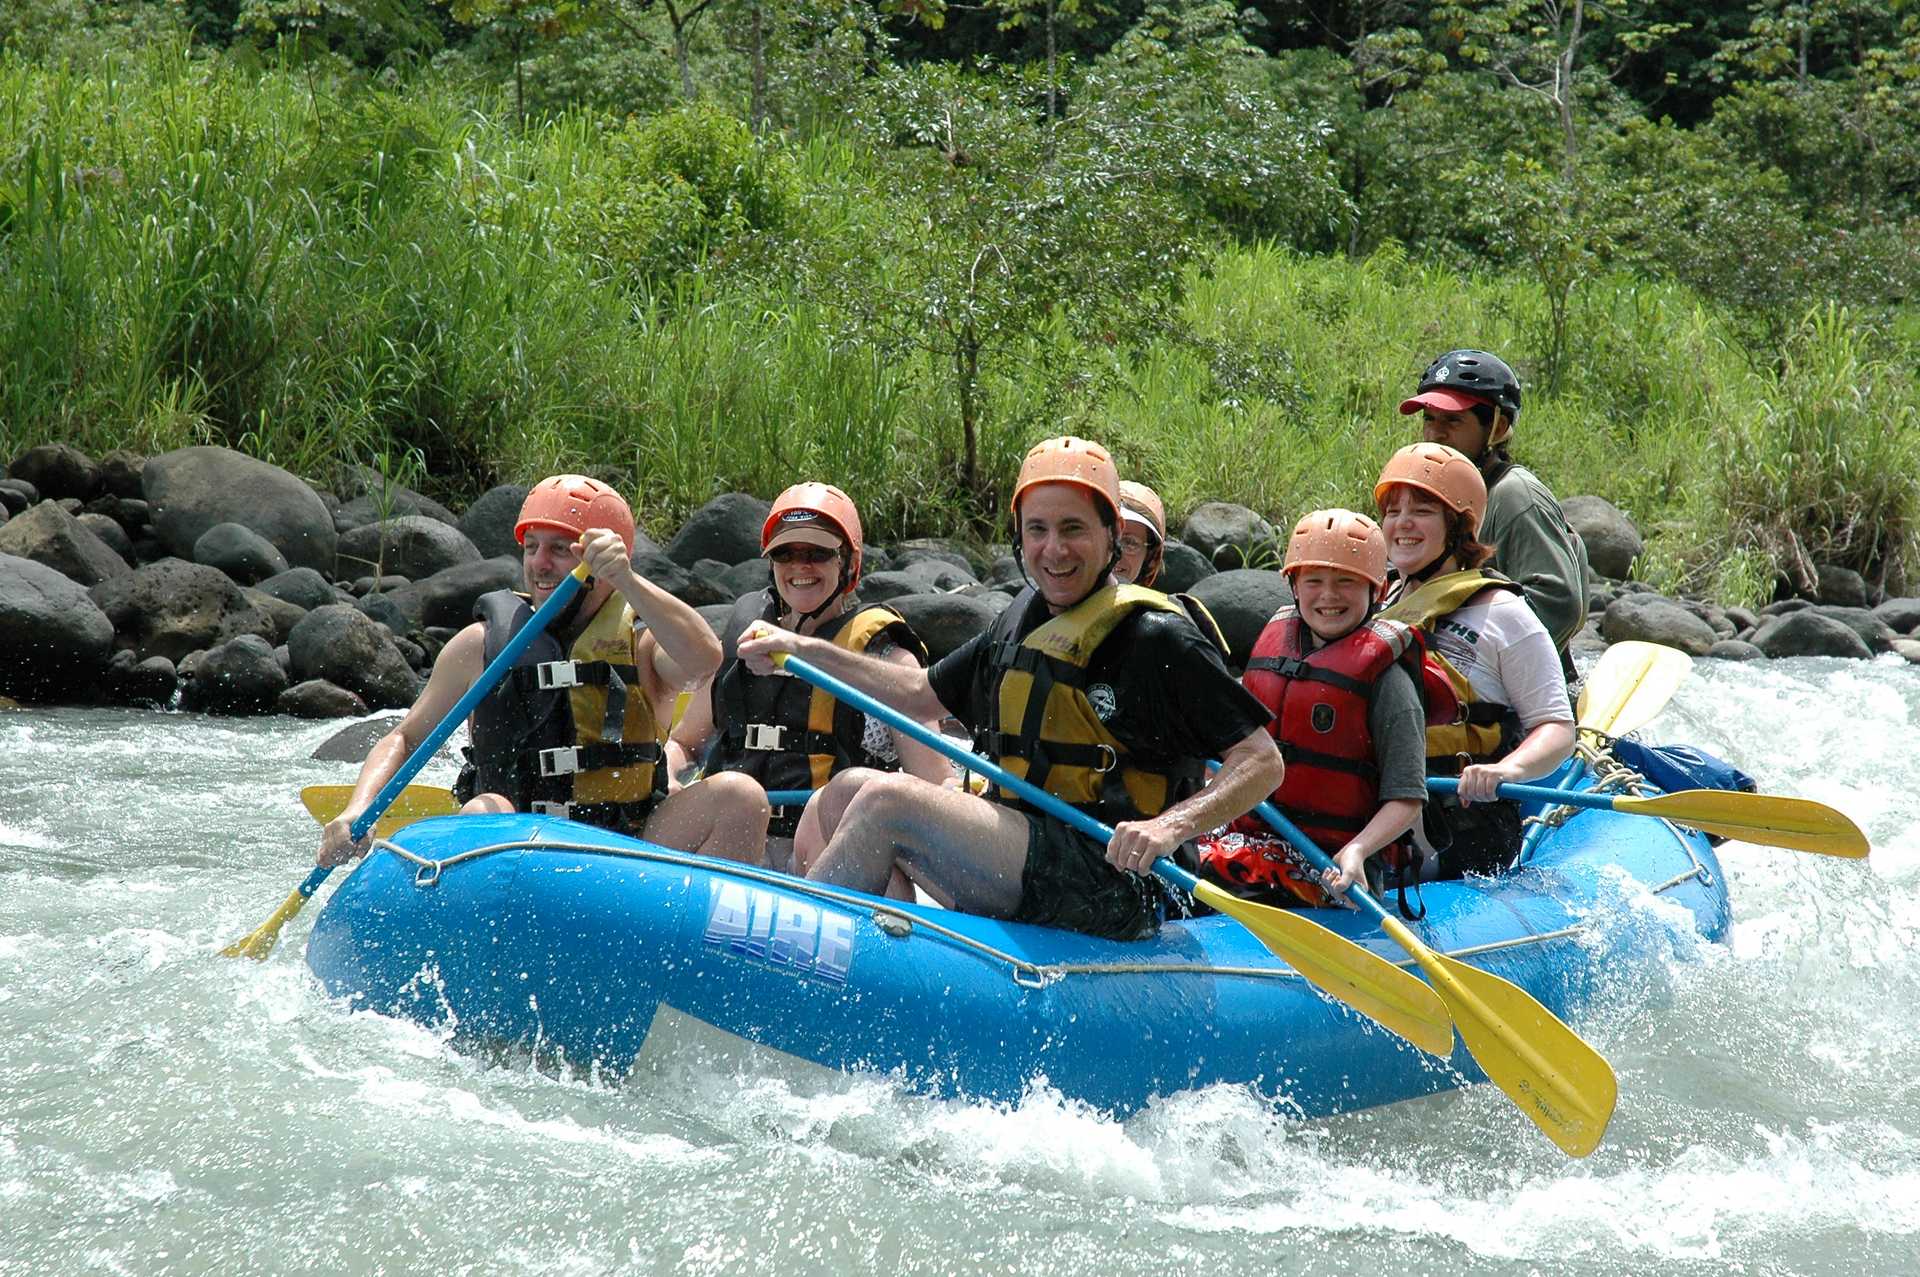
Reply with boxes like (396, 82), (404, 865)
(711, 592), (927, 833)
(462, 589), (667, 829)
(979, 584), (1204, 824)
(1378, 568), (1525, 774)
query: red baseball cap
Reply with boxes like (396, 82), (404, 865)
(1398, 388), (1493, 415)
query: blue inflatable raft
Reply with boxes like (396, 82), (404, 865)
(305, 783), (1731, 1118)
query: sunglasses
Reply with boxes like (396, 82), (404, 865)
(768, 545), (838, 565)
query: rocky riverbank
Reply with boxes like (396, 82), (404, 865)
(3, 443), (1916, 717)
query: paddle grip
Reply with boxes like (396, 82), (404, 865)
(1427, 776), (1614, 814)
(346, 563), (590, 844)
(775, 655), (1194, 888)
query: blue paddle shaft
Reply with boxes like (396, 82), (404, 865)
(776, 655), (1200, 891)
(1197, 760), (1396, 927)
(1428, 776), (1615, 813)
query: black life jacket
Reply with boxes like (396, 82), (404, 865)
(462, 589), (666, 831)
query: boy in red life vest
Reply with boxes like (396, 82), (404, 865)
(1195, 510), (1430, 906)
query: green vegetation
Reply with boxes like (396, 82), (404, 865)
(2, 2), (1917, 604)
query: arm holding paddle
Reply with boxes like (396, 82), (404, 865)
(738, 622), (949, 726)
(319, 623), (485, 866)
(584, 528), (722, 696)
(1104, 726), (1281, 875)
(1454, 719), (1574, 805)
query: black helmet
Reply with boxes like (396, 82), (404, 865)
(1400, 350), (1522, 423)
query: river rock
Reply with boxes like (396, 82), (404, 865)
(888, 591), (1003, 662)
(1561, 495), (1642, 580)
(1871, 597), (1920, 634)
(1180, 503), (1278, 571)
(333, 487), (459, 534)
(1808, 606), (1897, 654)
(254, 566), (342, 613)
(76, 512), (134, 564)
(89, 558), (275, 663)
(9, 443), (100, 502)
(632, 549), (731, 607)
(179, 634), (288, 715)
(277, 679), (369, 718)
(894, 538), (989, 579)
(1156, 539), (1217, 595)
(1188, 569), (1293, 670)
(0, 479), (36, 516)
(1707, 639), (1765, 661)
(1813, 564), (1871, 608)
(99, 450), (146, 500)
(336, 516), (481, 583)
(310, 714), (404, 762)
(144, 446), (337, 576)
(242, 588), (309, 647)
(0, 499), (131, 587)
(356, 590), (413, 637)
(666, 493), (771, 568)
(1889, 638), (1920, 665)
(456, 483), (530, 559)
(287, 605), (422, 709)
(856, 571), (936, 605)
(1760, 597), (1811, 616)
(715, 559), (772, 599)
(1752, 610), (1872, 660)
(193, 521), (290, 585)
(696, 602), (735, 641)
(900, 557), (977, 592)
(0, 554), (116, 702)
(1600, 593), (1718, 656)
(386, 556), (521, 630)
(108, 651), (178, 707)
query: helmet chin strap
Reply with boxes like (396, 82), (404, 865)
(783, 549), (855, 631)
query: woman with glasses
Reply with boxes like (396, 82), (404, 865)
(1114, 480), (1166, 587)
(666, 482), (951, 873)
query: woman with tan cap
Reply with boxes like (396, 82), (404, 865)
(667, 482), (949, 872)
(1115, 480), (1167, 588)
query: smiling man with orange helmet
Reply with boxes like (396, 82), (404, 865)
(317, 475), (748, 867)
(736, 437), (1282, 941)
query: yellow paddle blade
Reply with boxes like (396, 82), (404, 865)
(1194, 881), (1455, 1057)
(1619, 789), (1871, 857)
(1382, 916), (1617, 1158)
(1578, 640), (1693, 737)
(300, 784), (457, 837)
(218, 886), (309, 961)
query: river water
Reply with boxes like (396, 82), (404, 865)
(3, 656), (1917, 1276)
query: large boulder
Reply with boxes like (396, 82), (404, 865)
(333, 487), (459, 533)
(899, 557), (978, 592)
(385, 556), (522, 631)
(286, 605), (423, 709)
(88, 558), (275, 663)
(1187, 569), (1293, 670)
(76, 512), (135, 564)
(310, 714), (404, 762)
(1812, 564), (1872, 608)
(0, 499), (131, 587)
(1600, 593), (1719, 656)
(1753, 610), (1873, 660)
(241, 588), (310, 647)
(1872, 597), (1920, 635)
(277, 679), (369, 719)
(457, 482), (531, 560)
(193, 521), (290, 585)
(1179, 503), (1278, 571)
(888, 591), (1005, 662)
(1561, 495), (1643, 581)
(178, 634), (288, 715)
(336, 515), (481, 583)
(0, 479), (36, 516)
(855, 571), (937, 606)
(1809, 606), (1898, 654)
(718, 558), (773, 599)
(632, 549), (731, 607)
(0, 554), (116, 702)
(1156, 539), (1216, 594)
(665, 493), (772, 568)
(144, 446), (337, 575)
(893, 537), (990, 579)
(254, 566), (343, 613)
(9, 443), (101, 502)
(98, 450), (146, 500)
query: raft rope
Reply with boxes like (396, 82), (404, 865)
(368, 806), (1714, 988)
(1517, 728), (1713, 892)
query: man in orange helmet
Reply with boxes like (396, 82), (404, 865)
(738, 438), (1282, 940)
(317, 475), (751, 866)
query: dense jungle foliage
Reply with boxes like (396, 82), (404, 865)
(2, 1), (1917, 602)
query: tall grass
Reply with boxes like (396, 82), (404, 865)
(2, 40), (1915, 600)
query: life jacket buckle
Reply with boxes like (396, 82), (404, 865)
(536, 660), (582, 690)
(538, 746), (583, 777)
(744, 723), (786, 751)
(1092, 743), (1118, 774)
(531, 799), (574, 819)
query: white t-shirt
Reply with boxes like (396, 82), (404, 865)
(1421, 589), (1572, 733)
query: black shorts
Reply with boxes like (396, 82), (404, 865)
(1010, 812), (1168, 940)
(1430, 798), (1523, 878)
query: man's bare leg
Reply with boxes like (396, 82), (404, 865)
(792, 768), (913, 899)
(642, 772), (772, 863)
(807, 772), (1031, 917)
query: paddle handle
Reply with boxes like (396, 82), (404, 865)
(1428, 776), (1615, 814)
(343, 562), (591, 845)
(775, 655), (1196, 888)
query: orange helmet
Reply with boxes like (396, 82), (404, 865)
(515, 475), (636, 552)
(1117, 480), (1166, 542)
(1283, 509), (1389, 590)
(1372, 442), (1488, 534)
(762, 482), (864, 589)
(1010, 436), (1121, 524)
